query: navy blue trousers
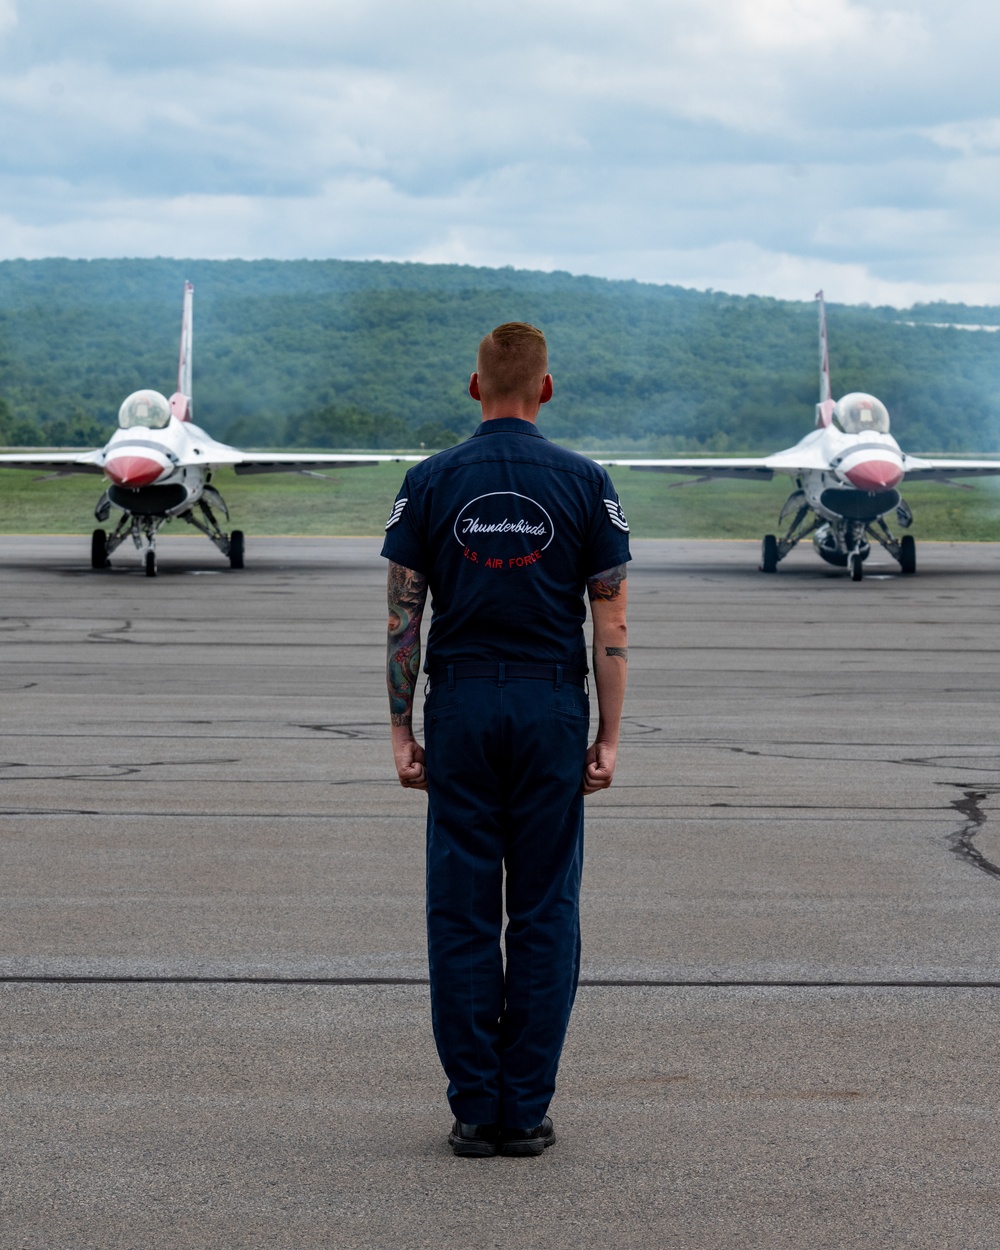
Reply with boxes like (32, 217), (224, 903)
(423, 672), (589, 1128)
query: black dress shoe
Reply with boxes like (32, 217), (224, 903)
(448, 1120), (500, 1157)
(498, 1116), (555, 1157)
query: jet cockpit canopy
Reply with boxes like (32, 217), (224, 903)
(118, 390), (171, 431)
(834, 393), (890, 435)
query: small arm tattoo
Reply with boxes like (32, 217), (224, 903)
(387, 562), (428, 727)
(587, 563), (628, 602)
(605, 646), (628, 662)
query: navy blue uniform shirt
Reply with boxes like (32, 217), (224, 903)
(380, 417), (631, 670)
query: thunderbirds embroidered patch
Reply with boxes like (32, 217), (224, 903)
(385, 497), (408, 529)
(603, 498), (629, 532)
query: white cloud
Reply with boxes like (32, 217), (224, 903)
(813, 207), (954, 252)
(924, 118), (1000, 157)
(0, 0), (999, 306)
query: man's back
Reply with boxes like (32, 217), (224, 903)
(382, 417), (629, 668)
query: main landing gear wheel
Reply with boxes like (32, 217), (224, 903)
(91, 528), (109, 569)
(760, 534), (779, 573)
(900, 534), (916, 575)
(229, 530), (245, 570)
(849, 552), (864, 582)
(145, 549), (157, 578)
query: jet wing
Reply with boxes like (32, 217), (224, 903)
(900, 455), (1000, 482)
(0, 450), (106, 476)
(598, 456), (776, 481)
(598, 433), (849, 480)
(230, 451), (427, 476)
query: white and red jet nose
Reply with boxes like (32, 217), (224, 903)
(843, 458), (904, 491)
(105, 455), (166, 487)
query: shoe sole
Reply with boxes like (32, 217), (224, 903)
(498, 1132), (555, 1157)
(448, 1135), (498, 1158)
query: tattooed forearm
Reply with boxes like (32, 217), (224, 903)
(587, 563), (628, 602)
(593, 644), (628, 675)
(386, 562), (428, 727)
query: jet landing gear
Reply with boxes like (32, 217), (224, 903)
(867, 515), (917, 576)
(759, 491), (821, 572)
(181, 489), (245, 570)
(91, 528), (110, 569)
(137, 518), (163, 577)
(90, 486), (245, 575)
(90, 506), (167, 576)
(762, 488), (919, 582)
(813, 517), (916, 582)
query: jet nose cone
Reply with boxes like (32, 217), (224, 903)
(105, 455), (165, 487)
(844, 459), (903, 491)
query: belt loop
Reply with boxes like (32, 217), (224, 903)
(498, 662), (506, 688)
(554, 665), (562, 690)
(447, 664), (455, 692)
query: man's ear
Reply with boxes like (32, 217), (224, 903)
(539, 374), (553, 405)
(469, 372), (482, 401)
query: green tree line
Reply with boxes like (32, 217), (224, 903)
(1, 257), (999, 454)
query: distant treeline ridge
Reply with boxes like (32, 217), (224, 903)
(1, 257), (999, 454)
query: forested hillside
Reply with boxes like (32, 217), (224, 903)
(1, 257), (999, 454)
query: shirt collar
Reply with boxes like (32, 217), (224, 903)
(472, 417), (546, 439)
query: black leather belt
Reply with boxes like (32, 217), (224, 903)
(427, 662), (588, 689)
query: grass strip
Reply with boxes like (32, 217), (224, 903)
(2, 462), (999, 541)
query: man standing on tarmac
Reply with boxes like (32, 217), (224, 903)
(381, 322), (630, 1158)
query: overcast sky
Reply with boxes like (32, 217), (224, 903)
(2, 0), (999, 306)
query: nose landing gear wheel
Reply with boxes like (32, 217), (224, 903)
(849, 552), (864, 582)
(760, 534), (779, 573)
(899, 534), (916, 574)
(91, 528), (109, 569)
(228, 530), (245, 569)
(145, 550), (157, 578)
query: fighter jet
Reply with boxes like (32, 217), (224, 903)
(0, 283), (423, 575)
(606, 292), (1000, 580)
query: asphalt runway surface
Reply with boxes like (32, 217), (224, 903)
(2, 533), (999, 1248)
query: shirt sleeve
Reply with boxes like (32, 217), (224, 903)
(380, 471), (428, 573)
(583, 469), (632, 578)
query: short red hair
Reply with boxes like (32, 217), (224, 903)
(476, 322), (548, 403)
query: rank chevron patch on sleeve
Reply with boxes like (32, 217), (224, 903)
(603, 498), (629, 532)
(385, 497), (408, 529)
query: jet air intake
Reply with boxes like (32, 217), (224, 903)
(820, 488), (901, 521)
(107, 482), (190, 515)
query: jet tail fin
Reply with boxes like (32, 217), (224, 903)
(170, 281), (194, 422)
(815, 290), (835, 428)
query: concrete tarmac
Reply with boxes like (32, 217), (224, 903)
(2, 533), (999, 1247)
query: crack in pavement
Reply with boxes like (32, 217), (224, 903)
(947, 786), (1000, 881)
(0, 758), (242, 780)
(724, 744), (1000, 774)
(902, 756), (1000, 774)
(86, 620), (134, 644)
